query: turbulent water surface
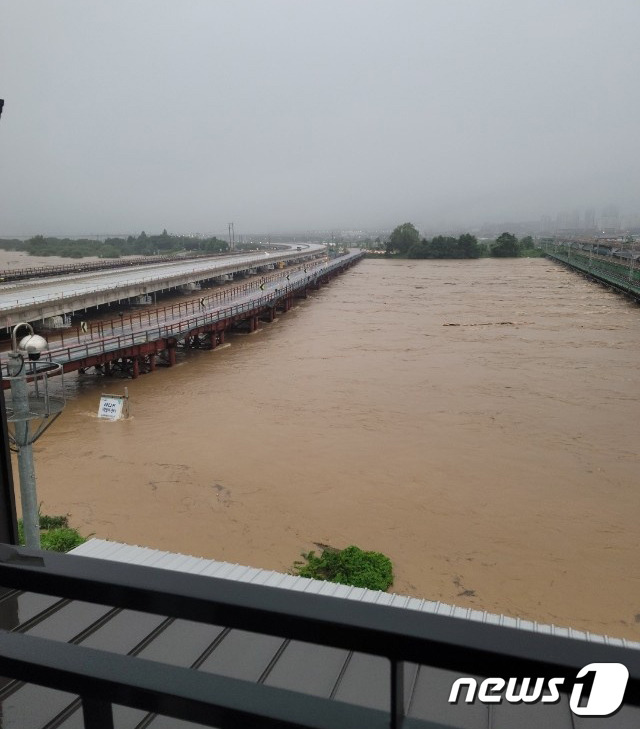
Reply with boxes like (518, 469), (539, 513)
(25, 257), (640, 640)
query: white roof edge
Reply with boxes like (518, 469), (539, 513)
(70, 538), (640, 649)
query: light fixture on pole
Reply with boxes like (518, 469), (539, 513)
(4, 323), (65, 548)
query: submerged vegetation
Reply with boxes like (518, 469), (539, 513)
(294, 545), (393, 591)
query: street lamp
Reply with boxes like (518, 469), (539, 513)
(4, 323), (65, 548)
(0, 97), (20, 545)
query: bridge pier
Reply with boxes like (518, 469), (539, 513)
(167, 339), (177, 367)
(261, 307), (276, 323)
(132, 357), (140, 379)
(207, 329), (224, 349)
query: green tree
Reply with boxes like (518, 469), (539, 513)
(429, 236), (459, 258)
(100, 244), (121, 258)
(458, 233), (481, 258)
(491, 232), (520, 258)
(407, 240), (430, 258)
(388, 222), (420, 255)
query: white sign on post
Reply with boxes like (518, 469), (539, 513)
(98, 395), (125, 420)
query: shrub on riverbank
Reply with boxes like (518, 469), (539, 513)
(294, 545), (393, 591)
(18, 514), (87, 552)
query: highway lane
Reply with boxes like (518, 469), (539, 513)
(0, 244), (325, 312)
(0, 252), (362, 367)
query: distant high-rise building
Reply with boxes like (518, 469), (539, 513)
(568, 209), (581, 230)
(601, 204), (620, 233)
(556, 211), (569, 231)
(539, 215), (553, 233)
(584, 207), (596, 230)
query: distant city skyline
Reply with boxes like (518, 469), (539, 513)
(5, 200), (640, 241)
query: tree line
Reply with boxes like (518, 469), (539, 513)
(0, 230), (229, 259)
(384, 224), (538, 259)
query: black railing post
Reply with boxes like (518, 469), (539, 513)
(0, 368), (18, 544)
(82, 697), (114, 729)
(390, 659), (404, 729)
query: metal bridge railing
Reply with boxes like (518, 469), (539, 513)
(0, 543), (637, 729)
(0, 253), (363, 373)
(0, 248), (324, 314)
(81, 260), (314, 341)
(1, 254), (363, 370)
(547, 251), (640, 296)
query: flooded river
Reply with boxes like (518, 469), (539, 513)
(22, 257), (640, 640)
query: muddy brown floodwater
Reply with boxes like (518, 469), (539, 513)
(20, 257), (640, 640)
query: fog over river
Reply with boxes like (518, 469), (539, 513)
(23, 258), (640, 640)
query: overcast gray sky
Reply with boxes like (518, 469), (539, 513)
(1, 0), (639, 236)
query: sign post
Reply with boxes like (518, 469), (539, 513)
(98, 389), (130, 420)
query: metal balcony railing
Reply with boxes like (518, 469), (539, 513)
(0, 543), (637, 729)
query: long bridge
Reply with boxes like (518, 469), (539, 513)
(0, 244), (326, 330)
(1, 250), (364, 380)
(544, 242), (640, 301)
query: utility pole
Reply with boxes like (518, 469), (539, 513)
(0, 97), (18, 545)
(5, 324), (65, 548)
(0, 365), (18, 545)
(7, 349), (38, 547)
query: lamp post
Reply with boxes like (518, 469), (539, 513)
(5, 323), (65, 548)
(0, 97), (19, 545)
(0, 365), (18, 545)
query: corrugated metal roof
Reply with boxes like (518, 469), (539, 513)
(71, 538), (640, 650)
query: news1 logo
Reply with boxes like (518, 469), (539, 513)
(449, 663), (629, 717)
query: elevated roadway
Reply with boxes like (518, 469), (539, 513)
(0, 244), (325, 329)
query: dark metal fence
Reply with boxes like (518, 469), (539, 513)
(0, 543), (637, 729)
(546, 251), (640, 300)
